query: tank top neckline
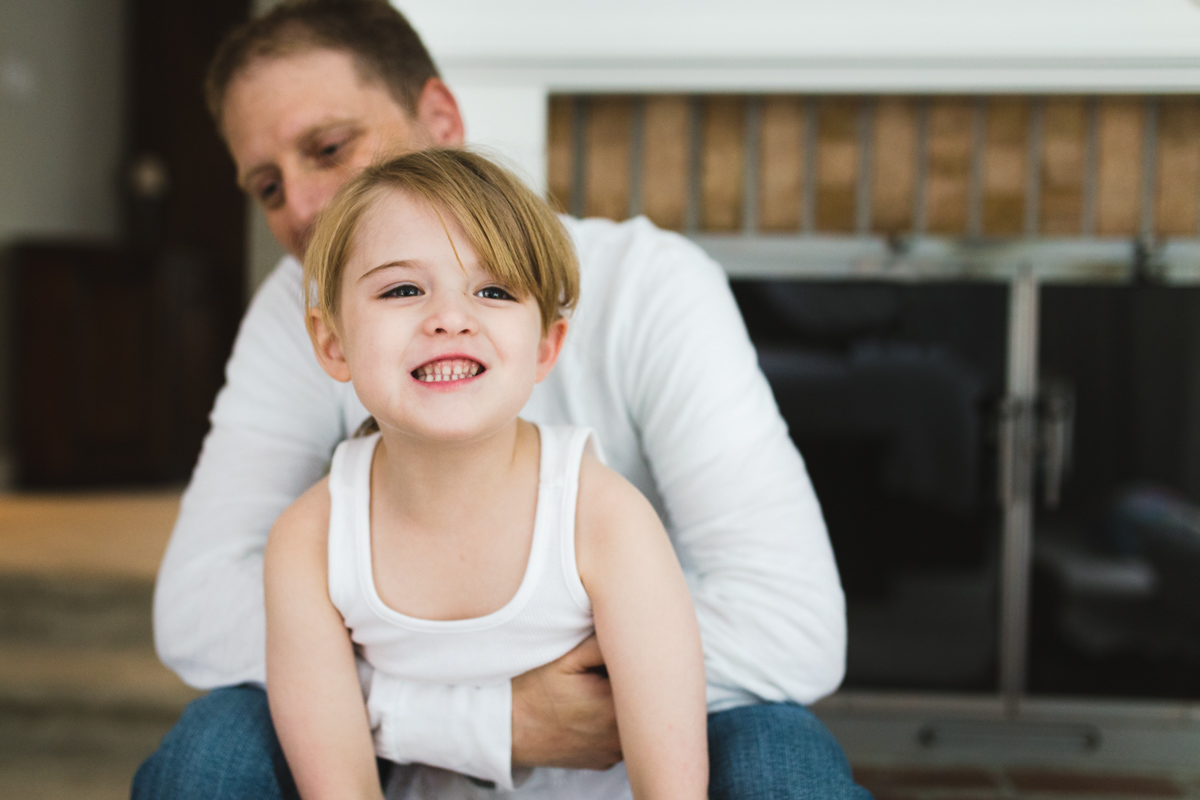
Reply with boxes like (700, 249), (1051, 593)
(352, 423), (555, 632)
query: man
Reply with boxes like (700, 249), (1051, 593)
(134, 1), (868, 798)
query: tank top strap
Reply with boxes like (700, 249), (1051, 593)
(534, 424), (598, 612)
(327, 432), (380, 618)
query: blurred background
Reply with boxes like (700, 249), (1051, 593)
(5, 0), (1200, 797)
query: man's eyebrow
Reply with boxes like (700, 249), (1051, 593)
(357, 261), (417, 283)
(236, 120), (361, 189)
(297, 120), (359, 148)
(237, 164), (273, 192)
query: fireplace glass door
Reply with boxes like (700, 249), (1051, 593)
(1029, 285), (1200, 700)
(732, 280), (1009, 692)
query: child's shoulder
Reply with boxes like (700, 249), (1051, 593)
(576, 452), (647, 520)
(575, 451), (668, 576)
(265, 476), (333, 566)
(263, 477), (337, 618)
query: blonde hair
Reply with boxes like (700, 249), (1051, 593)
(304, 148), (579, 337)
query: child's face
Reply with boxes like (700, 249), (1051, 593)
(310, 188), (566, 442)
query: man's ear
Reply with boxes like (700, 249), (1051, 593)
(309, 309), (352, 383)
(535, 318), (568, 383)
(415, 77), (465, 147)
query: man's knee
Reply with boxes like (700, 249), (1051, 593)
(131, 685), (296, 800)
(707, 702), (872, 800)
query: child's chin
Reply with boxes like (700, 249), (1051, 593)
(417, 419), (511, 443)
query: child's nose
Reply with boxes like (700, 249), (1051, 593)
(425, 293), (477, 335)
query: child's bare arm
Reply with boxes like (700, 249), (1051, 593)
(576, 456), (708, 800)
(264, 479), (385, 800)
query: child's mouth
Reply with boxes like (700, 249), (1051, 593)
(412, 358), (484, 383)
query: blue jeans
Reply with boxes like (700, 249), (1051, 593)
(132, 685), (871, 799)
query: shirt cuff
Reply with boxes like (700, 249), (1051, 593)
(367, 672), (516, 789)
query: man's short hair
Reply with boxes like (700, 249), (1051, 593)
(205, 0), (439, 132)
(304, 148), (580, 337)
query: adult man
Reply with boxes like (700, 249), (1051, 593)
(134, 1), (867, 798)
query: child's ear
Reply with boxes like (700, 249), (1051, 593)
(534, 318), (568, 383)
(309, 309), (352, 383)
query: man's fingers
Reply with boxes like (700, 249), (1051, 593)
(511, 634), (620, 769)
(560, 634), (605, 673)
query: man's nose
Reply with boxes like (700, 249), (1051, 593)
(277, 170), (342, 257)
(286, 181), (327, 250)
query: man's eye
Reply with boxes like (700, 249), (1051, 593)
(316, 139), (348, 163)
(382, 284), (421, 299)
(477, 286), (515, 301)
(256, 181), (282, 208)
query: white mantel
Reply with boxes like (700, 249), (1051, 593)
(395, 0), (1200, 191)
(404, 0), (1200, 90)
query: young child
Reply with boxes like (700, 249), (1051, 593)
(263, 149), (708, 800)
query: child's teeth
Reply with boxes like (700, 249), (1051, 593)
(417, 359), (481, 382)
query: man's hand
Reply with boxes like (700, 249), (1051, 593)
(511, 635), (621, 770)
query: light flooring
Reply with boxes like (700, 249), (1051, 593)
(0, 489), (199, 800)
(2, 490), (1198, 800)
(0, 490), (180, 579)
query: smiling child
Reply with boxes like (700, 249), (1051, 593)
(262, 149), (708, 800)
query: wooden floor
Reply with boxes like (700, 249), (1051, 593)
(0, 490), (181, 580)
(854, 765), (1200, 799)
(0, 489), (199, 800)
(2, 490), (1198, 799)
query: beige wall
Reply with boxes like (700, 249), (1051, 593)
(0, 0), (125, 247)
(245, 0), (287, 296)
(0, 0), (124, 479)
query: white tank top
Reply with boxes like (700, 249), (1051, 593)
(327, 423), (631, 800)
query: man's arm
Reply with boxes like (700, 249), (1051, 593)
(154, 261), (346, 688)
(610, 220), (846, 707)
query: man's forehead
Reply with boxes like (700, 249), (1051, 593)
(224, 55), (411, 178)
(234, 46), (382, 95)
(224, 49), (406, 138)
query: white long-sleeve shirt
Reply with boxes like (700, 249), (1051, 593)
(154, 214), (846, 788)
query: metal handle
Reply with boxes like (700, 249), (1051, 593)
(1038, 381), (1075, 509)
(998, 396), (1035, 507)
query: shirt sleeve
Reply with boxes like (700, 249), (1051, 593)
(610, 222), (847, 709)
(153, 259), (345, 688)
(152, 258), (516, 784)
(367, 672), (519, 788)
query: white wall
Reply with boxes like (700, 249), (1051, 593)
(0, 0), (125, 247)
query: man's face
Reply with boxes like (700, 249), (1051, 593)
(223, 48), (441, 259)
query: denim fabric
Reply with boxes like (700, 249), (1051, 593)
(131, 685), (298, 800)
(708, 703), (874, 800)
(132, 687), (870, 799)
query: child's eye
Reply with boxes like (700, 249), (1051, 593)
(476, 286), (515, 301)
(382, 283), (421, 299)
